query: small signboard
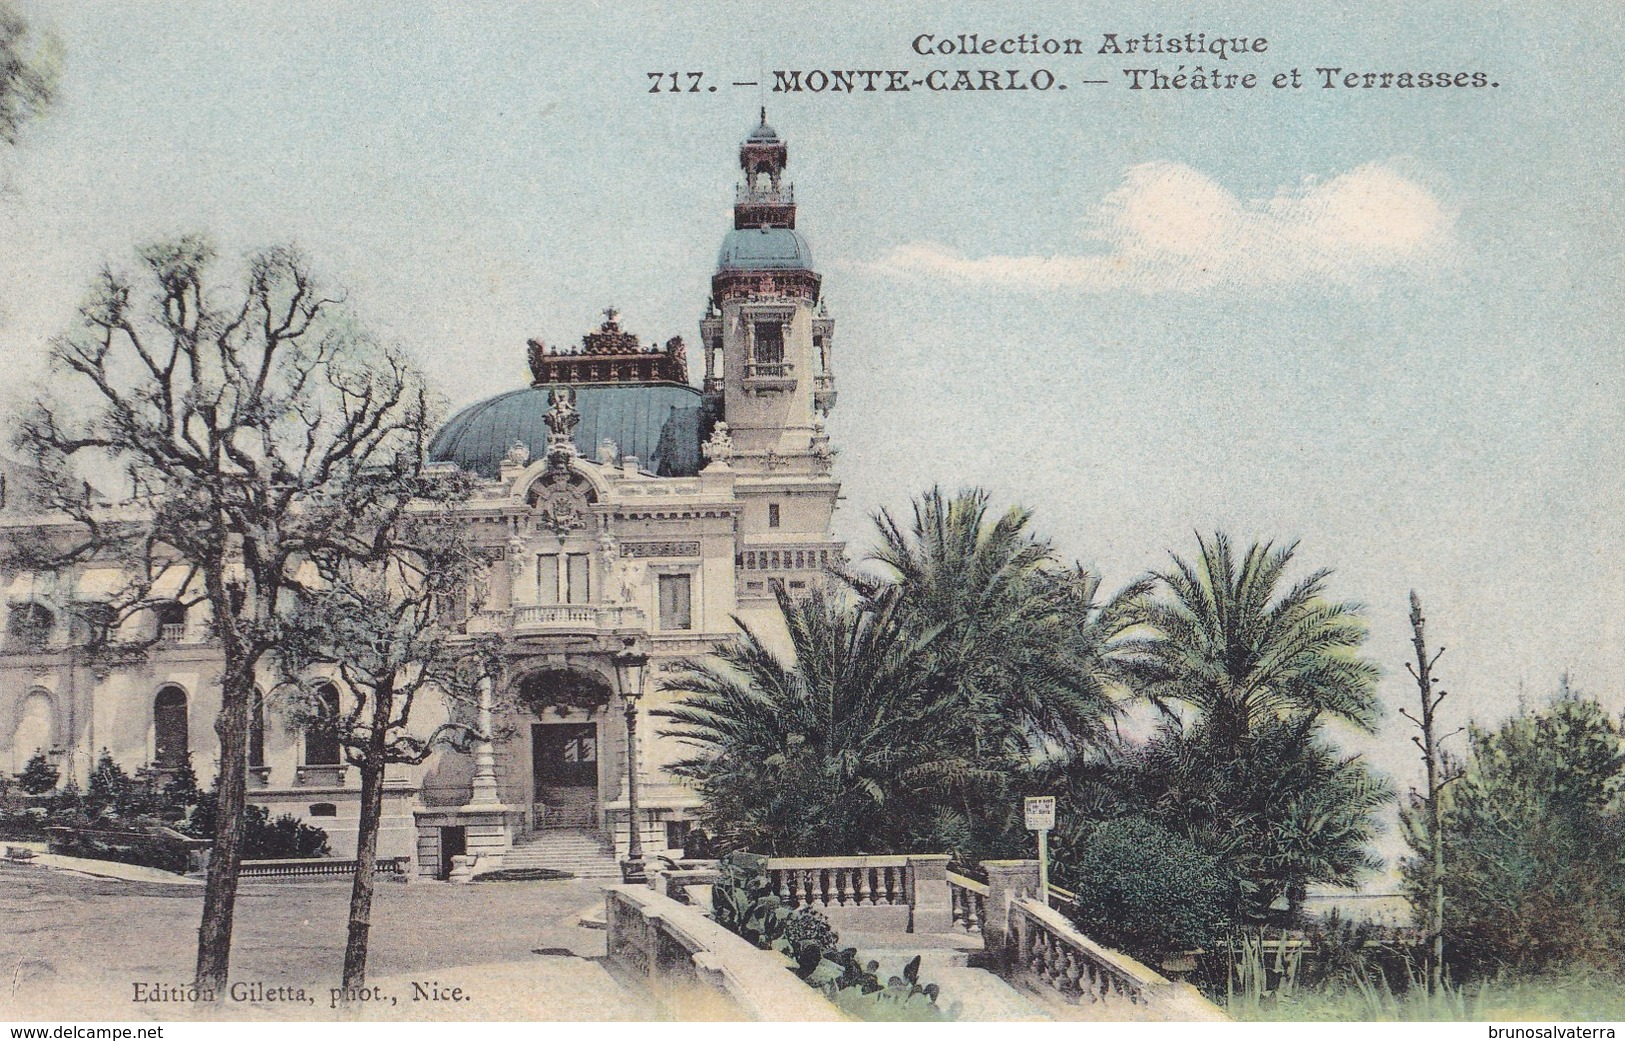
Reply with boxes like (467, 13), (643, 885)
(1024, 795), (1056, 831)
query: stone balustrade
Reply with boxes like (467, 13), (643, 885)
(765, 854), (951, 933)
(240, 856), (411, 881)
(1005, 896), (1227, 1021)
(604, 884), (846, 1021)
(1011, 896), (1158, 1006)
(467, 603), (646, 635)
(946, 870), (988, 933)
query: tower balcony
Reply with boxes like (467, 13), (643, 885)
(736, 544), (844, 601)
(743, 361), (796, 394)
(735, 184), (795, 206)
(813, 373), (837, 412)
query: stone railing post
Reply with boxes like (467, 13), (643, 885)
(982, 860), (1042, 963)
(904, 854), (952, 933)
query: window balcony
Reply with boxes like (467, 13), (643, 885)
(296, 763), (347, 786)
(158, 623), (187, 644)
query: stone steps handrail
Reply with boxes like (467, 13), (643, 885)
(605, 884), (846, 1021)
(1008, 897), (1227, 1021)
(1047, 883), (1080, 910)
(946, 870), (988, 933)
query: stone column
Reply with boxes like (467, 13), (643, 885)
(982, 860), (1042, 964)
(905, 854), (953, 934)
(469, 675), (500, 806)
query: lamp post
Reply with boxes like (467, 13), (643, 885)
(612, 637), (650, 884)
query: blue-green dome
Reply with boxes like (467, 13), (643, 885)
(430, 383), (709, 479)
(717, 226), (814, 272)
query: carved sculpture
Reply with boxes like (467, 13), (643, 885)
(701, 421), (734, 469)
(544, 387), (580, 470)
(666, 336), (689, 384)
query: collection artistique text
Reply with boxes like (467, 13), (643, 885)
(912, 33), (1268, 60)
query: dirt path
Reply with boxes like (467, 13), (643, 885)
(0, 861), (656, 1021)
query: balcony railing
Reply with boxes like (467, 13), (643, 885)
(470, 604), (646, 635)
(744, 362), (793, 380)
(158, 624), (186, 643)
(734, 184), (795, 205)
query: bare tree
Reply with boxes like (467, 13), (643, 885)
(1, 0), (58, 147)
(1398, 591), (1462, 994)
(13, 237), (436, 992)
(277, 505), (500, 991)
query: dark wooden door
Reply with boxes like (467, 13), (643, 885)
(532, 722), (598, 795)
(439, 826), (466, 881)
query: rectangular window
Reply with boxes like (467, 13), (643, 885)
(658, 573), (693, 631)
(537, 555), (560, 605)
(753, 322), (784, 366)
(566, 553), (590, 604)
(768, 502), (781, 528)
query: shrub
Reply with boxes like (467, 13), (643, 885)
(1403, 688), (1625, 976)
(181, 789), (330, 859)
(1056, 815), (1232, 959)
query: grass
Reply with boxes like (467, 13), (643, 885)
(1229, 973), (1625, 1021)
(1224, 936), (1625, 1023)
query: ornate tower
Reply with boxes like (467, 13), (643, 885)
(701, 112), (842, 585)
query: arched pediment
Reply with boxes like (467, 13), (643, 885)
(515, 667), (614, 718)
(520, 468), (600, 537)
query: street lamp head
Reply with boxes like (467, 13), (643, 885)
(612, 636), (650, 702)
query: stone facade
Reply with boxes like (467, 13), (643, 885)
(0, 114), (842, 878)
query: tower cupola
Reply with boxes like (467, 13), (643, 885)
(735, 107), (795, 230)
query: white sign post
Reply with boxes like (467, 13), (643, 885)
(1024, 795), (1056, 906)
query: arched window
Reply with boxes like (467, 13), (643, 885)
(303, 683), (341, 766)
(153, 686), (188, 769)
(248, 688), (266, 768)
(6, 602), (54, 652)
(12, 690), (54, 774)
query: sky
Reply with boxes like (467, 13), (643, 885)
(1, 1), (1621, 867)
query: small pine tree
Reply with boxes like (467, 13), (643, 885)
(86, 749), (143, 820)
(159, 755), (202, 820)
(17, 749), (60, 795)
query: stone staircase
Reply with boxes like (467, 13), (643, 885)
(504, 827), (621, 879)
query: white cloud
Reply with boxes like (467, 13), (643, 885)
(873, 162), (1455, 293)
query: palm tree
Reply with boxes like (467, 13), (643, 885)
(1129, 716), (1392, 922)
(1121, 532), (1380, 747)
(859, 487), (1148, 757)
(658, 487), (1148, 861)
(1116, 533), (1388, 921)
(654, 583), (966, 855)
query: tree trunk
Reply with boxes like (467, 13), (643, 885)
(1407, 592), (1447, 995)
(195, 657), (253, 993)
(342, 684), (393, 991)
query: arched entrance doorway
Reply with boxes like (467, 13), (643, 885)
(515, 668), (614, 829)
